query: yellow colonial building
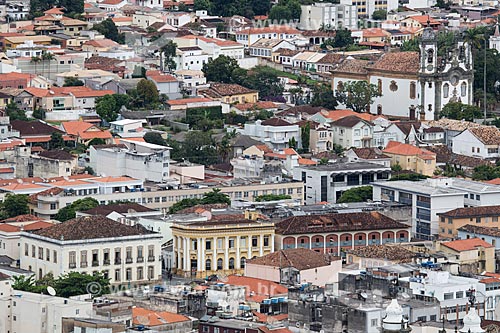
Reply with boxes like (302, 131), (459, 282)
(172, 217), (275, 278)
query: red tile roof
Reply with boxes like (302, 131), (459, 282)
(223, 275), (288, 303)
(62, 121), (112, 140)
(442, 238), (494, 252)
(132, 307), (190, 326)
(166, 97), (212, 105)
(383, 141), (436, 159)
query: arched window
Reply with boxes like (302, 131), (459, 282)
(410, 82), (416, 99)
(229, 258), (235, 269)
(377, 79), (382, 95)
(427, 49), (434, 64)
(217, 258), (223, 270)
(240, 257), (246, 268)
(377, 105), (382, 115)
(461, 82), (467, 97)
(443, 83), (449, 98)
(206, 259), (211, 271)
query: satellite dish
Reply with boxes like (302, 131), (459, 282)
(360, 292), (368, 299)
(47, 286), (56, 296)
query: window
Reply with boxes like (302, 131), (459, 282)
(263, 236), (269, 247)
(217, 258), (223, 270)
(417, 316), (427, 322)
(137, 267), (143, 280)
(456, 291), (464, 298)
(493, 216), (498, 222)
(377, 79), (382, 94)
(371, 319), (378, 327)
(252, 236), (258, 247)
(206, 259), (211, 271)
(38, 247), (43, 260)
(229, 258), (235, 269)
(206, 240), (211, 250)
(126, 268), (132, 281)
(53, 250), (57, 263)
(444, 292), (454, 300)
(32, 245), (35, 257)
(443, 83), (449, 98)
(229, 238), (234, 248)
(410, 81), (416, 99)
(24, 244), (28, 256)
(240, 257), (246, 268)
(461, 82), (467, 97)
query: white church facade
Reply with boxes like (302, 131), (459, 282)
(331, 26), (474, 121)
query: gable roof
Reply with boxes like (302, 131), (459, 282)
(261, 118), (292, 126)
(438, 205), (500, 218)
(468, 127), (500, 145)
(441, 238), (493, 252)
(31, 216), (157, 241)
(348, 245), (415, 262)
(331, 115), (370, 127)
(368, 52), (420, 74)
(37, 150), (74, 161)
(458, 224), (500, 238)
(132, 307), (189, 326)
(223, 275), (288, 302)
(11, 120), (64, 136)
(247, 248), (333, 270)
(82, 203), (155, 216)
(276, 211), (407, 235)
(62, 121), (112, 140)
(383, 141), (436, 159)
(352, 147), (390, 160)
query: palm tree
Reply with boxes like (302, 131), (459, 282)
(41, 52), (55, 79)
(463, 26), (486, 56)
(30, 56), (41, 75)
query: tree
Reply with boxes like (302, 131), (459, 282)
(41, 51), (55, 78)
(95, 94), (130, 123)
(159, 40), (177, 72)
(55, 197), (99, 222)
(169, 189), (230, 213)
(391, 163), (402, 172)
(301, 122), (310, 152)
(2, 194), (29, 218)
(472, 164), (500, 181)
(439, 102), (481, 121)
(311, 84), (338, 109)
(30, 56), (41, 75)
(435, 0), (451, 9)
(202, 55), (240, 83)
(49, 132), (64, 149)
(268, 5), (292, 21)
(240, 66), (284, 99)
(336, 81), (381, 113)
(255, 194), (292, 202)
(194, 0), (211, 11)
(30, 0), (84, 18)
(288, 137), (297, 149)
(136, 79), (159, 107)
(183, 131), (219, 165)
(55, 272), (110, 298)
(400, 38), (419, 51)
(372, 10), (387, 20)
(87, 138), (105, 146)
(144, 132), (166, 146)
(337, 186), (373, 203)
(92, 19), (124, 44)
(63, 77), (84, 87)
(84, 166), (95, 175)
(5, 101), (27, 121)
(32, 108), (45, 120)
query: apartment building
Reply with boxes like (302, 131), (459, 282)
(88, 140), (171, 182)
(438, 205), (500, 239)
(172, 218), (275, 278)
(0, 277), (92, 333)
(293, 162), (391, 204)
(20, 216), (163, 284)
(299, 3), (358, 30)
(30, 179), (304, 218)
(243, 118), (300, 150)
(340, 0), (398, 18)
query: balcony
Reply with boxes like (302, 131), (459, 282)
(81, 262), (88, 268)
(103, 259), (110, 266)
(311, 242), (324, 248)
(137, 257), (144, 263)
(126, 258), (133, 264)
(115, 259), (121, 265)
(148, 256), (155, 262)
(354, 240), (366, 246)
(92, 261), (99, 267)
(368, 239), (380, 245)
(340, 241), (352, 247)
(382, 238), (395, 244)
(69, 263), (76, 269)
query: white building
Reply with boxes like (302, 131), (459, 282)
(175, 46), (209, 71)
(175, 35), (245, 60)
(88, 139), (171, 183)
(452, 126), (500, 159)
(332, 27), (474, 120)
(293, 162), (391, 204)
(20, 216), (163, 283)
(0, 277), (93, 333)
(110, 119), (146, 138)
(340, 0), (398, 18)
(243, 118), (300, 150)
(331, 115), (374, 148)
(235, 27), (304, 48)
(372, 177), (500, 240)
(490, 25), (500, 53)
(299, 3), (358, 31)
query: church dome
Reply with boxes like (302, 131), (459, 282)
(421, 27), (436, 42)
(460, 307), (484, 333)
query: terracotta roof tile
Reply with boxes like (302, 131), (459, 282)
(458, 224), (500, 238)
(223, 275), (288, 303)
(348, 245), (415, 262)
(468, 127), (500, 145)
(32, 216), (157, 240)
(82, 203), (155, 216)
(368, 52), (420, 74)
(442, 238), (493, 252)
(383, 141), (436, 158)
(247, 248), (333, 270)
(276, 211), (408, 235)
(132, 307), (189, 326)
